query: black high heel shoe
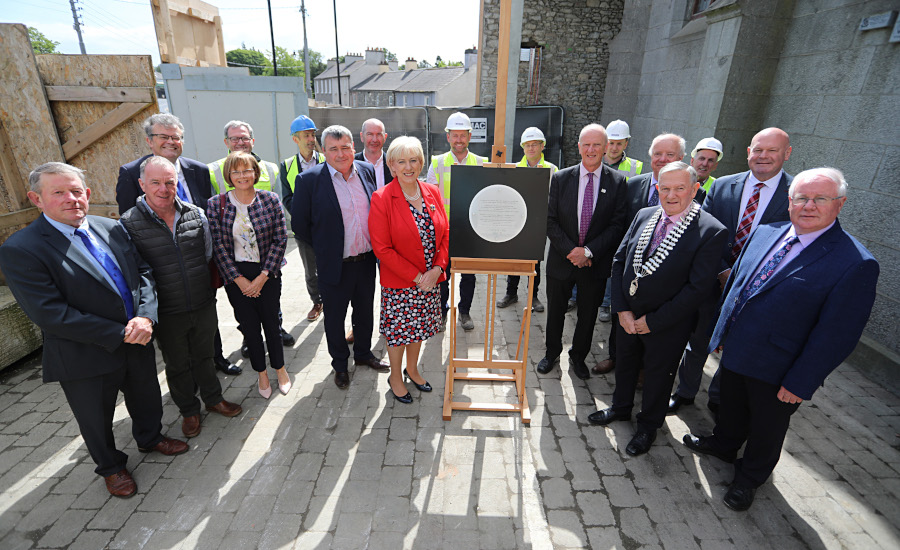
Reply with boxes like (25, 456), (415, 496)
(404, 368), (432, 392)
(390, 390), (413, 404)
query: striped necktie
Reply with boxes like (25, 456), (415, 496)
(730, 182), (765, 263)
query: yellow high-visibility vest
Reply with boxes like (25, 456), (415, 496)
(430, 150), (486, 215)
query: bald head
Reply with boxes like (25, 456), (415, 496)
(748, 127), (792, 181)
(648, 133), (686, 177)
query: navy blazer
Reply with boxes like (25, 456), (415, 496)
(354, 151), (393, 188)
(0, 215), (158, 382)
(710, 220), (879, 399)
(611, 206), (727, 333)
(624, 172), (707, 226)
(291, 160), (377, 282)
(546, 164), (627, 280)
(703, 170), (792, 269)
(116, 154), (212, 214)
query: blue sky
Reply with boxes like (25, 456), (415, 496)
(5, 0), (480, 68)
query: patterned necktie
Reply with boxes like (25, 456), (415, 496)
(727, 235), (799, 331)
(579, 172), (594, 246)
(647, 184), (659, 207)
(730, 182), (765, 263)
(647, 217), (671, 256)
(176, 171), (189, 202)
(74, 228), (135, 320)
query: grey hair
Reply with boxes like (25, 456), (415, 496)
(28, 162), (85, 193)
(789, 167), (848, 197)
(224, 120), (253, 138)
(658, 160), (697, 182)
(361, 118), (386, 135)
(649, 133), (686, 158)
(139, 156), (177, 179)
(142, 113), (184, 138)
(321, 125), (353, 144)
(578, 123), (607, 144)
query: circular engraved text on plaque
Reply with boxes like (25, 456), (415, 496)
(468, 184), (528, 243)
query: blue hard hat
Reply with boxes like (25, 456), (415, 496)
(290, 115), (317, 134)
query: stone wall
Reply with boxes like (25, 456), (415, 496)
(480, 0), (625, 166)
(764, 0), (900, 359)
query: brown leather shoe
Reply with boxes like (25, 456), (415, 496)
(345, 329), (354, 344)
(104, 469), (137, 498)
(206, 400), (242, 417)
(307, 303), (324, 322)
(182, 415), (201, 438)
(139, 436), (189, 455)
(592, 358), (615, 374)
(355, 357), (390, 372)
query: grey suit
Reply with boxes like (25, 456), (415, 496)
(0, 214), (164, 476)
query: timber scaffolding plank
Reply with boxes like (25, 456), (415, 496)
(151, 0), (226, 67)
(35, 55), (159, 217)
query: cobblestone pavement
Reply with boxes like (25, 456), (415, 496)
(1, 241), (899, 549)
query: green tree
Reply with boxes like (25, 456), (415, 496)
(307, 51), (327, 81)
(384, 49), (398, 62)
(263, 47), (304, 77)
(28, 27), (59, 54)
(226, 48), (269, 75)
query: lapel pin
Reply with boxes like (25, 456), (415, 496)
(601, 188), (607, 193)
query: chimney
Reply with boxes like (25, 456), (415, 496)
(464, 47), (478, 69)
(365, 47), (386, 65)
(405, 57), (417, 71)
(377, 61), (390, 73)
(388, 60), (398, 71)
(345, 52), (363, 63)
(327, 57), (336, 69)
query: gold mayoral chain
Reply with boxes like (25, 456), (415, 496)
(629, 202), (700, 297)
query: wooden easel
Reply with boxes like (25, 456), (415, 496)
(442, 0), (536, 423)
(443, 258), (536, 423)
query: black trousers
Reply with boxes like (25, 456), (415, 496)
(711, 367), (801, 489)
(545, 269), (604, 361)
(612, 322), (693, 432)
(440, 272), (475, 315)
(319, 254), (377, 372)
(224, 262), (284, 373)
(59, 344), (163, 476)
(155, 301), (223, 416)
(505, 260), (541, 297)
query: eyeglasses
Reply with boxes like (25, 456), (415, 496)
(150, 133), (183, 142)
(227, 137), (253, 143)
(229, 169), (256, 178)
(790, 196), (843, 207)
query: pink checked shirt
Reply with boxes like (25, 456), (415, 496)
(327, 162), (372, 258)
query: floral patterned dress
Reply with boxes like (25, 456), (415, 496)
(379, 203), (441, 347)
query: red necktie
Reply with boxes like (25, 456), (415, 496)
(730, 182), (764, 264)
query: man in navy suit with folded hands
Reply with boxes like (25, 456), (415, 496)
(682, 167), (879, 511)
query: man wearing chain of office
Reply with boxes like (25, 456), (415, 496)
(588, 161), (727, 456)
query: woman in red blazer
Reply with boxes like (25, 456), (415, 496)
(369, 137), (449, 403)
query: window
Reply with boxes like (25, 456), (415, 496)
(692, 0), (713, 15)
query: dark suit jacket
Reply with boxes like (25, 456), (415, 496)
(710, 220), (879, 399)
(546, 164), (627, 280)
(354, 151), (392, 187)
(369, 179), (449, 288)
(624, 173), (707, 225)
(292, 160), (377, 282)
(116, 154), (212, 214)
(611, 207), (727, 333)
(702, 170), (792, 269)
(0, 215), (158, 382)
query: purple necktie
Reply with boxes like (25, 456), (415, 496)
(727, 235), (799, 331)
(647, 217), (671, 256)
(579, 173), (594, 246)
(648, 185), (659, 207)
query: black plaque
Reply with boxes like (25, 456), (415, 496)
(448, 165), (549, 260)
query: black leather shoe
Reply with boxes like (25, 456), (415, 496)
(682, 434), (736, 463)
(569, 357), (590, 380)
(334, 371), (350, 389)
(667, 393), (695, 415)
(587, 408), (630, 426)
(531, 297), (544, 313)
(280, 327), (295, 347)
(214, 356), (242, 375)
(536, 356), (558, 374)
(723, 483), (756, 511)
(241, 341), (250, 358)
(355, 357), (390, 372)
(496, 294), (518, 308)
(391, 390), (413, 404)
(404, 368), (432, 392)
(625, 430), (657, 456)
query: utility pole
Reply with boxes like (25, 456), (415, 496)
(266, 0), (277, 75)
(333, 0), (342, 106)
(69, 0), (86, 54)
(300, 0), (311, 98)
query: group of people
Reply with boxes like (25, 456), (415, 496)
(0, 110), (879, 512)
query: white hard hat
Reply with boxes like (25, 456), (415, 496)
(445, 112), (473, 132)
(520, 127), (546, 145)
(606, 120), (631, 140)
(691, 137), (724, 161)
